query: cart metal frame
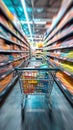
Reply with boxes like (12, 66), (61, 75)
(15, 66), (59, 119)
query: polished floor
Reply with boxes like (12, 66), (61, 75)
(0, 59), (73, 130)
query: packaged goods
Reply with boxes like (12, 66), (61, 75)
(12, 60), (23, 67)
(0, 54), (9, 63)
(0, 39), (10, 50)
(60, 49), (73, 58)
(8, 55), (14, 61)
(13, 45), (20, 50)
(0, 15), (9, 27)
(50, 59), (60, 66)
(0, 64), (13, 76)
(0, 26), (8, 37)
(11, 36), (17, 42)
(66, 51), (73, 58)
(21, 67), (49, 94)
(61, 62), (73, 73)
(61, 39), (73, 46)
(51, 42), (61, 49)
(56, 72), (73, 94)
(0, 73), (13, 92)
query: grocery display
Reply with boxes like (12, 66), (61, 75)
(35, 48), (43, 59)
(44, 0), (73, 103)
(56, 71), (73, 94)
(0, 0), (72, 103)
(0, 1), (30, 98)
(20, 62), (49, 94)
(15, 59), (57, 120)
(0, 0), (73, 130)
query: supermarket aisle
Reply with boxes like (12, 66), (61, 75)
(0, 59), (73, 130)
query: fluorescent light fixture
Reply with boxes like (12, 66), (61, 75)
(28, 37), (43, 40)
(20, 0), (33, 42)
(20, 19), (52, 24)
(20, 21), (46, 25)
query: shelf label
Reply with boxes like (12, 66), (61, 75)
(62, 84), (66, 90)
(64, 71), (70, 76)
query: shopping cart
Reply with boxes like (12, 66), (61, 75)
(15, 66), (59, 120)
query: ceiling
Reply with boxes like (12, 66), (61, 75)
(3, 0), (62, 43)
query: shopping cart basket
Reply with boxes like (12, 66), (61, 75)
(15, 67), (59, 119)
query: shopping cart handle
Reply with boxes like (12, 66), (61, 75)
(15, 67), (60, 71)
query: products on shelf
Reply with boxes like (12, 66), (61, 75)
(50, 8), (73, 40)
(50, 50), (60, 57)
(22, 71), (37, 93)
(12, 59), (23, 67)
(44, 0), (73, 103)
(0, 0), (30, 96)
(21, 62), (49, 94)
(0, 26), (8, 37)
(49, 58), (60, 66)
(61, 62), (73, 73)
(13, 45), (20, 50)
(0, 64), (13, 76)
(0, 38), (14, 50)
(53, 42), (61, 48)
(0, 54), (9, 64)
(0, 15), (9, 27)
(66, 50), (73, 58)
(61, 39), (73, 46)
(0, 73), (13, 92)
(56, 72), (73, 94)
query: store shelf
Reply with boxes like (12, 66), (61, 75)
(0, 1), (30, 102)
(0, 50), (29, 53)
(0, 35), (28, 49)
(0, 75), (18, 100)
(45, 0), (72, 40)
(0, 61), (11, 67)
(0, 57), (30, 100)
(45, 26), (73, 47)
(55, 77), (73, 104)
(45, 44), (73, 51)
(0, 55), (29, 67)
(16, 57), (29, 68)
(46, 59), (73, 104)
(0, 56), (29, 80)
(60, 67), (73, 77)
(0, 4), (29, 46)
(47, 55), (73, 63)
(47, 56), (73, 77)
(44, 40), (73, 51)
(0, 69), (14, 80)
(45, 8), (73, 43)
(0, 23), (29, 47)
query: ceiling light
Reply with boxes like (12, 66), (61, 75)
(20, 21), (46, 25)
(20, 0), (33, 42)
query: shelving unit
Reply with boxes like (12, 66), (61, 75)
(44, 0), (73, 41)
(0, 50), (29, 53)
(0, 23), (29, 47)
(45, 25), (73, 46)
(0, 58), (29, 100)
(44, 40), (73, 51)
(0, 1), (30, 99)
(0, 1), (30, 46)
(55, 77), (73, 104)
(47, 54), (73, 63)
(44, 0), (73, 104)
(0, 35), (29, 49)
(0, 55), (29, 67)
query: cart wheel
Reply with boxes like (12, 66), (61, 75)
(49, 103), (52, 110)
(21, 104), (25, 121)
(47, 103), (52, 120)
(49, 106), (53, 121)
